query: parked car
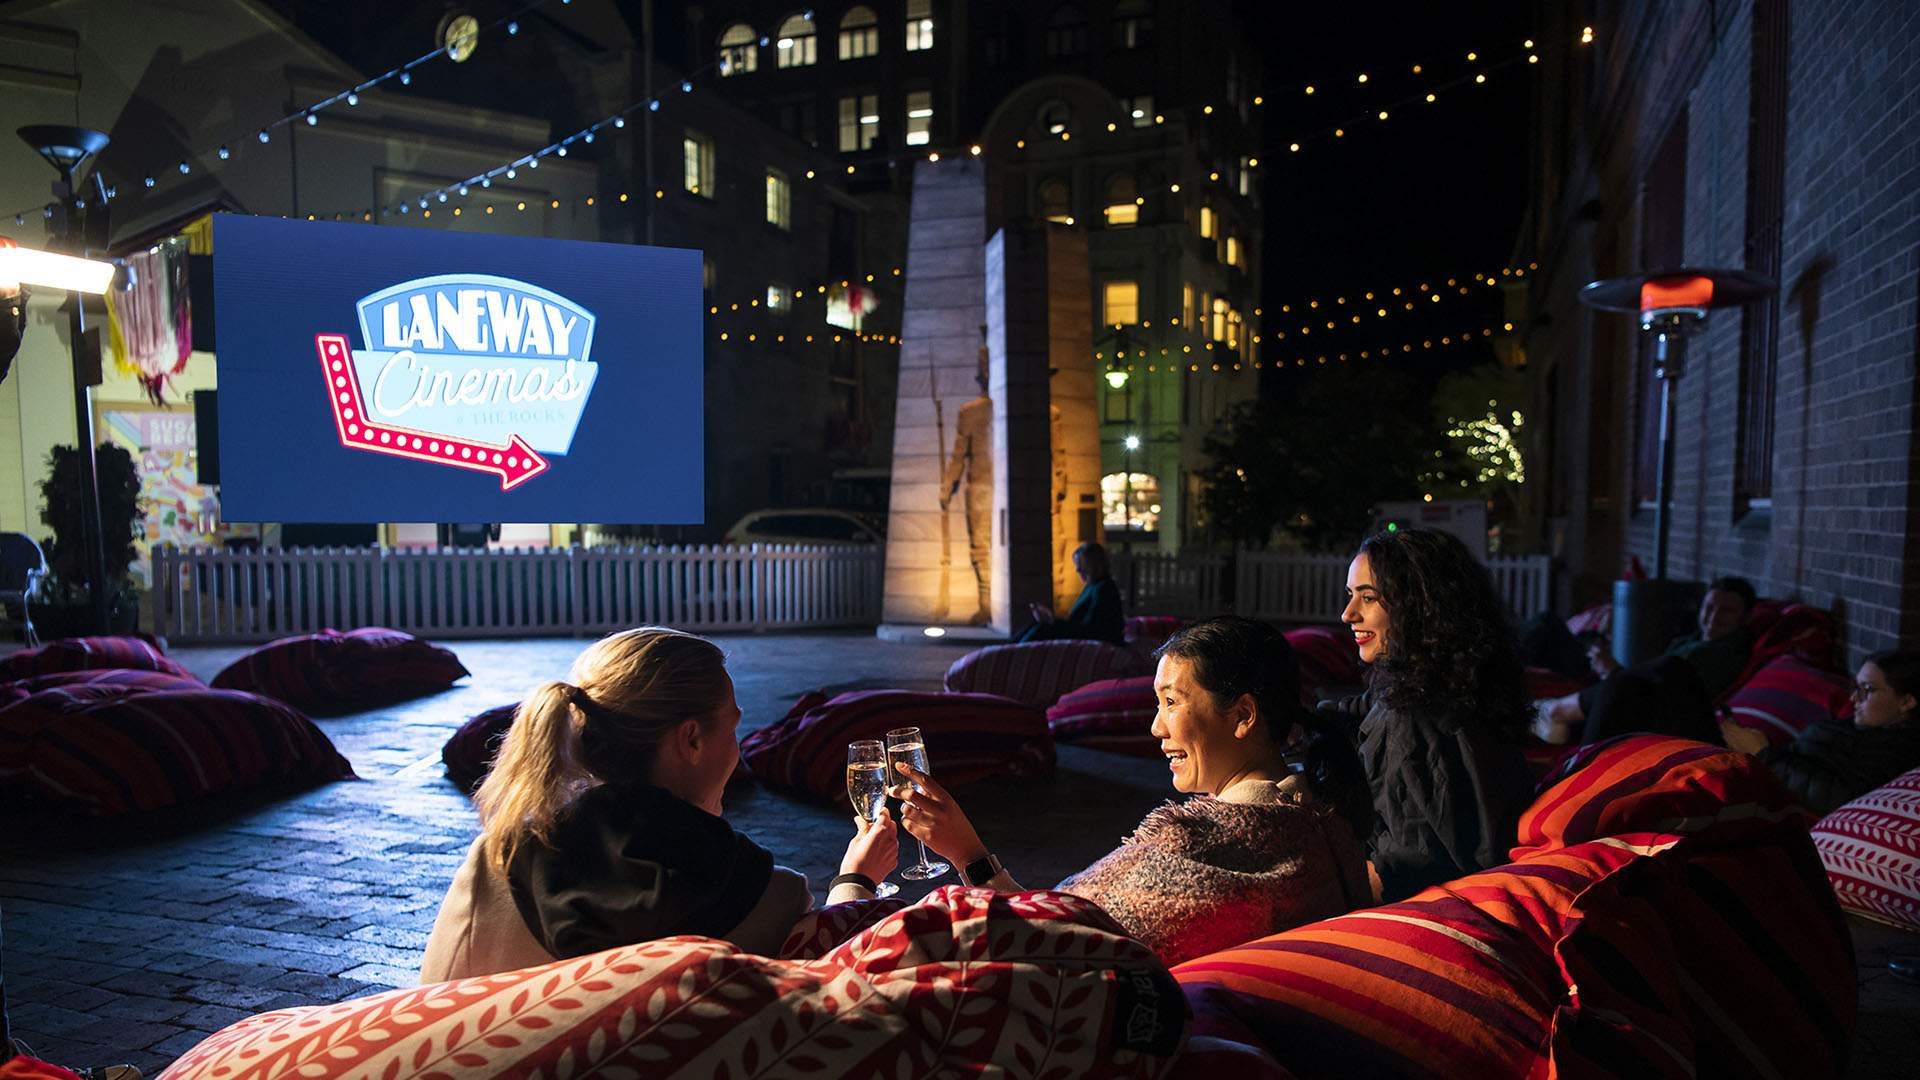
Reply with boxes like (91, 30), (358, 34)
(721, 508), (884, 547)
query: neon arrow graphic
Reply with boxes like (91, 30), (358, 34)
(315, 333), (549, 490)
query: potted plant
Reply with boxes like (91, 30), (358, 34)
(35, 442), (143, 636)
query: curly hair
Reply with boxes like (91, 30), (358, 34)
(1355, 528), (1530, 742)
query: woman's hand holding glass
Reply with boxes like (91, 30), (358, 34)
(893, 762), (989, 870)
(845, 739), (900, 897)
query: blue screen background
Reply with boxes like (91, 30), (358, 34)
(213, 215), (703, 524)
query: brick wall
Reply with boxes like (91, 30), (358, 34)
(1527, 0), (1920, 667)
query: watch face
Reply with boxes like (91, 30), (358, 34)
(441, 13), (480, 62)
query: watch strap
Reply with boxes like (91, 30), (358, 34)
(962, 853), (1003, 887)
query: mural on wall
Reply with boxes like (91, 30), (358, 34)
(100, 407), (221, 582)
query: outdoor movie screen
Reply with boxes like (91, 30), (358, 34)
(212, 215), (702, 524)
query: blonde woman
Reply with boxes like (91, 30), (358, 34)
(421, 628), (897, 982)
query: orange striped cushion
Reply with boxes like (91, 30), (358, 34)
(1514, 734), (1800, 858)
(1173, 839), (1659, 1078)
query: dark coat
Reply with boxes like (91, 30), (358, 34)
(1760, 718), (1920, 819)
(1320, 692), (1535, 902)
(1019, 576), (1125, 644)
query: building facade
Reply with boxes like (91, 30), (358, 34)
(1520, 0), (1920, 665)
(686, 0), (1264, 550)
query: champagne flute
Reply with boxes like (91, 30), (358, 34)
(846, 740), (900, 898)
(885, 726), (951, 881)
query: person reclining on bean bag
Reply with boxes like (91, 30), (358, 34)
(421, 627), (897, 982)
(896, 615), (1373, 967)
(1720, 648), (1920, 817)
(1013, 541), (1125, 644)
(1543, 576), (1759, 745)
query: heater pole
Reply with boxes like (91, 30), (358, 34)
(56, 163), (112, 635)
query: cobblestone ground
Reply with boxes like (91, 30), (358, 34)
(0, 632), (1176, 1073)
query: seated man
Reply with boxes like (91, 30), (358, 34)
(1014, 542), (1125, 645)
(1541, 576), (1757, 745)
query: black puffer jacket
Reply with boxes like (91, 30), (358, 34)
(1319, 693), (1535, 902)
(1760, 718), (1920, 819)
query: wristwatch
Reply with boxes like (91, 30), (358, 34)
(962, 853), (1004, 887)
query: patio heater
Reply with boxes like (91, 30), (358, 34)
(1578, 268), (1774, 663)
(17, 124), (115, 635)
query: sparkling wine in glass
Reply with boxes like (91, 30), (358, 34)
(885, 726), (951, 881)
(846, 740), (899, 898)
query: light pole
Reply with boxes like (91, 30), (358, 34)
(18, 124), (114, 634)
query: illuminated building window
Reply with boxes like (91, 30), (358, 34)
(838, 93), (879, 152)
(1114, 0), (1154, 48)
(703, 258), (716, 291)
(905, 90), (933, 146)
(839, 6), (879, 59)
(766, 168), (791, 229)
(682, 131), (714, 196)
(1038, 177), (1072, 224)
(1182, 283), (1194, 327)
(905, 0), (934, 51)
(1102, 471), (1160, 532)
(1225, 234), (1239, 267)
(776, 13), (817, 67)
(1237, 155), (1253, 197)
(1045, 4), (1087, 57)
(1103, 173), (1138, 227)
(1123, 94), (1155, 128)
(1103, 280), (1140, 325)
(768, 283), (792, 313)
(718, 24), (758, 76)
(1211, 297), (1228, 342)
(1198, 204), (1215, 240)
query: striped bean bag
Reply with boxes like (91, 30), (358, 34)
(1174, 837), (1659, 1078)
(1565, 602), (1612, 637)
(211, 627), (468, 713)
(1125, 615), (1182, 656)
(1046, 675), (1159, 756)
(739, 689), (1054, 804)
(1717, 601), (1837, 707)
(1721, 652), (1852, 749)
(161, 887), (1187, 1080)
(0, 667), (202, 707)
(1514, 734), (1801, 857)
(0, 635), (193, 682)
(943, 639), (1151, 709)
(1811, 765), (1920, 932)
(0, 682), (354, 815)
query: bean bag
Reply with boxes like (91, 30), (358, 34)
(1283, 626), (1360, 701)
(1721, 652), (1853, 749)
(1514, 734), (1802, 857)
(1125, 614), (1182, 656)
(0, 682), (354, 815)
(1175, 837), (1657, 1078)
(210, 627), (468, 713)
(0, 635), (193, 682)
(0, 1056), (84, 1080)
(0, 667), (202, 707)
(442, 702), (517, 792)
(943, 639), (1151, 709)
(1811, 765), (1920, 932)
(740, 689), (1053, 803)
(1522, 665), (1588, 699)
(159, 887), (1187, 1080)
(1047, 675), (1159, 756)
(1565, 601), (1612, 637)
(1718, 600), (1836, 706)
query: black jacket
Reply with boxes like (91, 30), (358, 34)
(1320, 692), (1534, 902)
(1760, 718), (1920, 819)
(1020, 577), (1125, 644)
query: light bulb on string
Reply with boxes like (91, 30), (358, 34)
(258, 129), (271, 143)
(347, 92), (359, 106)
(305, 113), (318, 126)
(400, 72), (411, 86)
(218, 145), (231, 160)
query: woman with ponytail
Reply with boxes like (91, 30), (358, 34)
(422, 628), (896, 981)
(894, 616), (1371, 967)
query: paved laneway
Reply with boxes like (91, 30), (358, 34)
(0, 632), (1174, 1072)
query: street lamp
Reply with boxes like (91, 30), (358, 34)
(1579, 267), (1773, 664)
(16, 124), (117, 634)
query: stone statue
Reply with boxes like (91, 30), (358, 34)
(941, 351), (993, 624)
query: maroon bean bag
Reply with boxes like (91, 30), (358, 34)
(1047, 675), (1160, 757)
(0, 668), (203, 708)
(740, 689), (1054, 804)
(0, 635), (194, 682)
(1282, 626), (1361, 702)
(943, 639), (1151, 709)
(211, 627), (468, 713)
(442, 703), (518, 792)
(0, 680), (354, 815)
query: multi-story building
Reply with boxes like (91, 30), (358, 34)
(1518, 0), (1920, 665)
(685, 0), (1264, 550)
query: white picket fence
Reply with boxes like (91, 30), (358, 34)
(1114, 549), (1554, 623)
(150, 544), (884, 643)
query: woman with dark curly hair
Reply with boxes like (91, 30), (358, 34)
(1320, 527), (1535, 902)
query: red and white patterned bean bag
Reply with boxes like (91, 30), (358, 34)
(943, 639), (1151, 709)
(211, 627), (468, 713)
(159, 887), (1187, 1079)
(1811, 765), (1920, 932)
(740, 689), (1054, 803)
(0, 635), (193, 682)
